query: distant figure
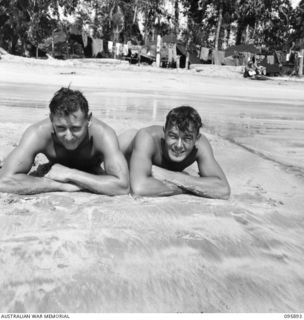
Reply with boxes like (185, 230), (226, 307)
(244, 56), (266, 78)
(0, 87), (129, 195)
(119, 106), (230, 199)
(233, 50), (240, 66)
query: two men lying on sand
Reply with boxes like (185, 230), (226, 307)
(0, 87), (230, 199)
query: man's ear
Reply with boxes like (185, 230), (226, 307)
(88, 112), (92, 126)
(196, 133), (201, 142)
(49, 114), (55, 133)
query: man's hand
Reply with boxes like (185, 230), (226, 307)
(45, 164), (72, 183)
(60, 183), (82, 192)
(45, 164), (83, 192)
(151, 165), (185, 195)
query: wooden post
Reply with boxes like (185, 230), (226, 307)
(52, 32), (54, 57)
(185, 39), (190, 69)
(176, 55), (180, 69)
(156, 35), (161, 68)
(298, 49), (304, 77)
(185, 51), (190, 69)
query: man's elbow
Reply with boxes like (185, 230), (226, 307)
(130, 181), (147, 196)
(220, 183), (231, 200)
(117, 181), (130, 195)
(113, 177), (130, 195)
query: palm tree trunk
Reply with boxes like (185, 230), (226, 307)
(215, 6), (223, 51)
(174, 0), (179, 33)
(245, 24), (250, 43)
(226, 23), (231, 48)
(133, 0), (138, 24)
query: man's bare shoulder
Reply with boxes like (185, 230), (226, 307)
(195, 133), (214, 157)
(133, 126), (163, 156)
(22, 119), (53, 145)
(89, 117), (114, 136)
(137, 125), (163, 142)
(89, 117), (119, 151)
(29, 118), (52, 132)
(142, 125), (163, 135)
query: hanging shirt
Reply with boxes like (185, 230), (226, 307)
(108, 41), (113, 53)
(82, 31), (88, 48)
(92, 39), (103, 57)
(200, 47), (209, 61)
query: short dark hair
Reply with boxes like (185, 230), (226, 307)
(49, 87), (89, 117)
(165, 106), (202, 134)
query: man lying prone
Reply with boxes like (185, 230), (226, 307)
(0, 87), (129, 195)
(119, 106), (230, 199)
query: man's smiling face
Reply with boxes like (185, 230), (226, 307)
(51, 109), (91, 151)
(164, 122), (199, 162)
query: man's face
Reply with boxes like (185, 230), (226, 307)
(51, 109), (91, 151)
(164, 123), (199, 162)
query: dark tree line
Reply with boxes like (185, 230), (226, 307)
(0, 0), (303, 57)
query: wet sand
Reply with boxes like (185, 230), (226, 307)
(0, 57), (304, 312)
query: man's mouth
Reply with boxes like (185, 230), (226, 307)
(64, 141), (78, 148)
(171, 150), (184, 157)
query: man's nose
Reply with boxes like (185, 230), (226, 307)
(175, 138), (183, 149)
(64, 130), (73, 140)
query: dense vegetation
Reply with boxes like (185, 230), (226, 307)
(0, 0), (303, 57)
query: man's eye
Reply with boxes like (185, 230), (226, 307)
(71, 127), (81, 132)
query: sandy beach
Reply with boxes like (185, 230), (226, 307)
(0, 55), (304, 312)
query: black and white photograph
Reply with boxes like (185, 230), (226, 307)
(0, 0), (303, 317)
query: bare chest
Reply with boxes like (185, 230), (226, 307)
(45, 139), (103, 171)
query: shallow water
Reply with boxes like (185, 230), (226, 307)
(0, 81), (303, 172)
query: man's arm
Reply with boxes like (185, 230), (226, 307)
(0, 125), (81, 194)
(130, 130), (185, 197)
(153, 135), (230, 199)
(45, 126), (129, 195)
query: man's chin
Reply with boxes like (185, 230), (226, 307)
(62, 143), (79, 151)
(168, 152), (187, 162)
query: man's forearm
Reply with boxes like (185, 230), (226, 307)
(131, 176), (185, 197)
(153, 167), (230, 199)
(0, 174), (80, 195)
(65, 168), (129, 195)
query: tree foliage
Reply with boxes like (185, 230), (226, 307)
(0, 0), (302, 57)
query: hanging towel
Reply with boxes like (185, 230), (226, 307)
(212, 50), (225, 65)
(167, 43), (177, 63)
(200, 47), (209, 61)
(92, 38), (103, 57)
(267, 55), (274, 64)
(123, 43), (129, 56)
(218, 50), (225, 65)
(82, 31), (88, 48)
(108, 41), (113, 53)
(116, 42), (122, 56)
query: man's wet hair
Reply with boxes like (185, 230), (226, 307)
(49, 87), (89, 117)
(165, 106), (202, 134)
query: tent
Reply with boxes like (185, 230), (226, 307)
(259, 58), (281, 76)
